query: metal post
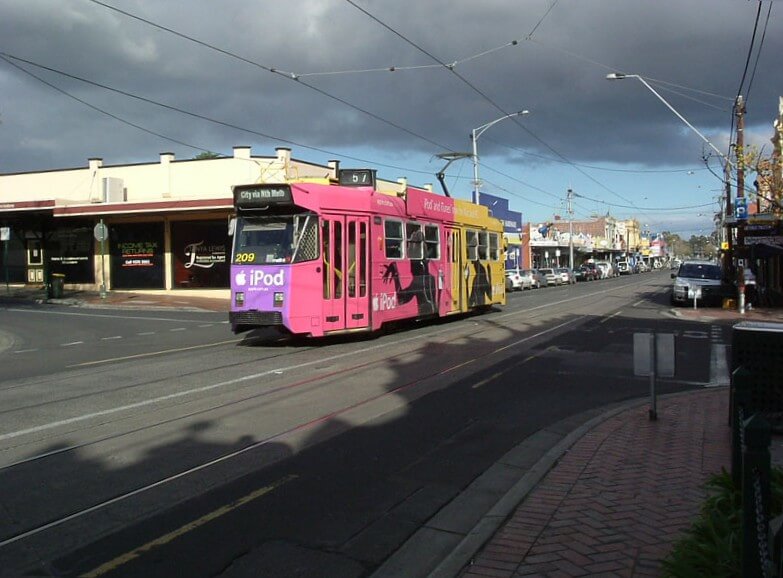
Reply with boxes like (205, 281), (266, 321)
(742, 414), (771, 578)
(731, 366), (752, 485)
(649, 333), (657, 420)
(567, 188), (574, 270)
(3, 239), (8, 294)
(99, 218), (107, 299)
(471, 130), (480, 205)
(471, 110), (529, 206)
(736, 96), (747, 314)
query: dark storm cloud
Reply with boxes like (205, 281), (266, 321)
(1, 0), (781, 173)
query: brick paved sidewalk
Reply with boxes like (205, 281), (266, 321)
(461, 388), (730, 578)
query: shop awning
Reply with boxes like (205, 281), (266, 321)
(751, 242), (783, 257)
(0, 200), (56, 214)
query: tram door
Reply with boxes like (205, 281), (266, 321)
(446, 227), (463, 312)
(321, 215), (370, 332)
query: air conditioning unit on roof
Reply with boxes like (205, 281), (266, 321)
(102, 177), (125, 203)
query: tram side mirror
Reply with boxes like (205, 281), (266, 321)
(228, 217), (236, 236)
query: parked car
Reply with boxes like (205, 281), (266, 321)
(538, 268), (561, 286)
(593, 261), (614, 279)
(555, 267), (576, 284)
(574, 264), (596, 282)
(670, 260), (725, 305)
(616, 260), (631, 275)
(583, 262), (600, 280)
(523, 269), (546, 288)
(505, 268), (532, 291)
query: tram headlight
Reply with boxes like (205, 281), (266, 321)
(273, 292), (284, 307)
(234, 291), (245, 306)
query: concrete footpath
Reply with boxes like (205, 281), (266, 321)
(3, 285), (783, 577)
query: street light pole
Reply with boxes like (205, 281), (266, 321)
(567, 188), (575, 270)
(606, 73), (731, 168)
(471, 110), (529, 205)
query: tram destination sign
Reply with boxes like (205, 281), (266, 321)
(234, 184), (293, 208)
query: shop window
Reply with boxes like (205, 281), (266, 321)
(48, 222), (95, 284)
(110, 222), (165, 289)
(171, 220), (229, 288)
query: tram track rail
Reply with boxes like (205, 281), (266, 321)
(0, 275), (662, 572)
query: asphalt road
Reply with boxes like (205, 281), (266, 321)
(0, 272), (732, 577)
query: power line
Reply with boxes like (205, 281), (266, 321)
(343, 0), (653, 220)
(0, 51), (444, 179)
(482, 136), (708, 174)
(736, 0), (764, 100)
(573, 191), (717, 211)
(745, 0), (774, 105)
(0, 54), (218, 157)
(85, 0), (452, 152)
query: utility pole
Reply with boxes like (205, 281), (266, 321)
(735, 95), (747, 314)
(724, 158), (733, 280)
(567, 188), (575, 270)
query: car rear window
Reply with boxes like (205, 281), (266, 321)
(679, 264), (721, 280)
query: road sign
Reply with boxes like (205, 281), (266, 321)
(0, 227), (9, 241)
(93, 222), (108, 242)
(735, 197), (748, 220)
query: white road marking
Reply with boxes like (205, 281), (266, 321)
(101, 336), (123, 341)
(8, 308), (209, 323)
(61, 341), (83, 347)
(708, 343), (730, 387)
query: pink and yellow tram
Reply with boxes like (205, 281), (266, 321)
(229, 172), (505, 337)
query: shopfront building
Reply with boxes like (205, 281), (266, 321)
(0, 147), (338, 293)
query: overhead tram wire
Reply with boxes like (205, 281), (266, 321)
(735, 0), (764, 103)
(481, 136), (709, 174)
(744, 0), (774, 106)
(0, 52), (446, 179)
(343, 0), (652, 220)
(86, 0), (700, 218)
(61, 0), (560, 207)
(0, 55), (218, 158)
(573, 191), (716, 212)
(85, 0), (452, 153)
(728, 0), (764, 151)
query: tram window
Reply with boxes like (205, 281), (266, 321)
(478, 232), (488, 260)
(384, 220), (404, 259)
(334, 221), (343, 299)
(425, 225), (439, 259)
(291, 214), (319, 263)
(466, 230), (478, 261)
(406, 223), (423, 260)
(322, 221), (331, 299)
(359, 221), (367, 297)
(489, 233), (499, 260)
(348, 221), (356, 298)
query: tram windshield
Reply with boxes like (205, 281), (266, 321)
(233, 213), (319, 264)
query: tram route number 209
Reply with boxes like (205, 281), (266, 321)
(235, 253), (256, 263)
